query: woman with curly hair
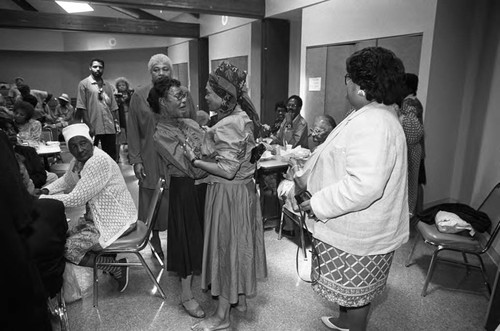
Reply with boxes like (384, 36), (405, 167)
(13, 100), (42, 147)
(184, 62), (267, 331)
(298, 47), (409, 331)
(148, 76), (208, 318)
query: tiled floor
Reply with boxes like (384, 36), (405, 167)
(63, 156), (498, 331)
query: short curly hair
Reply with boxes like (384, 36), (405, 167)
(147, 76), (181, 114)
(404, 73), (419, 95)
(115, 77), (130, 90)
(287, 95), (303, 109)
(346, 47), (405, 106)
(14, 100), (35, 120)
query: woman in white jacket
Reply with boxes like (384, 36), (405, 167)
(299, 47), (409, 331)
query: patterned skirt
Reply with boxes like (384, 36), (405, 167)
(311, 239), (394, 307)
(65, 218), (101, 264)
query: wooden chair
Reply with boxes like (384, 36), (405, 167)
(406, 183), (500, 297)
(92, 178), (166, 307)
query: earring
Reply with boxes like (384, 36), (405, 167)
(357, 90), (366, 97)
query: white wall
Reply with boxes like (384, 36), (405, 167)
(301, 0), (437, 111)
(208, 24), (261, 113)
(0, 28), (187, 52)
(472, 42), (500, 204)
(0, 29), (64, 51)
(288, 15), (302, 95)
(167, 42), (191, 89)
(265, 0), (325, 17)
(200, 15), (254, 38)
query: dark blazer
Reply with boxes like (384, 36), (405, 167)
(14, 144), (47, 188)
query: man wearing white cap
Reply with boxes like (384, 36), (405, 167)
(127, 53), (197, 261)
(39, 123), (137, 292)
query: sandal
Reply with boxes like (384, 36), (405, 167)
(181, 298), (205, 318)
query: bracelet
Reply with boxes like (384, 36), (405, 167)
(191, 156), (200, 166)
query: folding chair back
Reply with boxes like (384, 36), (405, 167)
(406, 182), (500, 297)
(92, 177), (166, 307)
(477, 183), (500, 251)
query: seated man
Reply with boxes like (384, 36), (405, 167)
(277, 114), (336, 236)
(39, 123), (137, 292)
(271, 95), (308, 149)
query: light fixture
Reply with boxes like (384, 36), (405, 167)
(55, 1), (94, 13)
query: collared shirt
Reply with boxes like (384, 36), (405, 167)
(76, 75), (118, 135)
(275, 114), (309, 148)
(128, 83), (197, 189)
(53, 104), (75, 122)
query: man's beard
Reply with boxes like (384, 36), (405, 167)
(92, 71), (103, 79)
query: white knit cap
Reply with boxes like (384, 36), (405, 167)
(147, 53), (172, 73)
(62, 123), (92, 143)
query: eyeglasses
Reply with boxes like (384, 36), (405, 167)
(169, 91), (187, 101)
(344, 73), (351, 85)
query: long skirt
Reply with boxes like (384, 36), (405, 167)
(311, 239), (394, 307)
(201, 181), (267, 304)
(166, 177), (206, 278)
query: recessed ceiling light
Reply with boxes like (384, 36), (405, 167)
(55, 1), (94, 13)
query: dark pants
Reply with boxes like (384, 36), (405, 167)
(94, 134), (117, 161)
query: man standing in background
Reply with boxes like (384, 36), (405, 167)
(76, 58), (118, 161)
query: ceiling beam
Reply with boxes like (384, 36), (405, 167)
(56, 0), (265, 19)
(108, 6), (164, 20)
(11, 0), (37, 11)
(0, 9), (199, 37)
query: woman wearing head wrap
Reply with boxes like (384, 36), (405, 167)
(39, 123), (137, 292)
(184, 62), (267, 331)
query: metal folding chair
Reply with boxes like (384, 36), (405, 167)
(92, 178), (166, 307)
(406, 183), (500, 297)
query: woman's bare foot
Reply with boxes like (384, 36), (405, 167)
(191, 316), (230, 331)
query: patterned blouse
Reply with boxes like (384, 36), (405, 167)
(17, 119), (42, 147)
(153, 116), (207, 179)
(40, 148), (137, 248)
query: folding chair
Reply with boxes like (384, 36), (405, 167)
(40, 128), (54, 142)
(406, 183), (500, 297)
(93, 178), (166, 307)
